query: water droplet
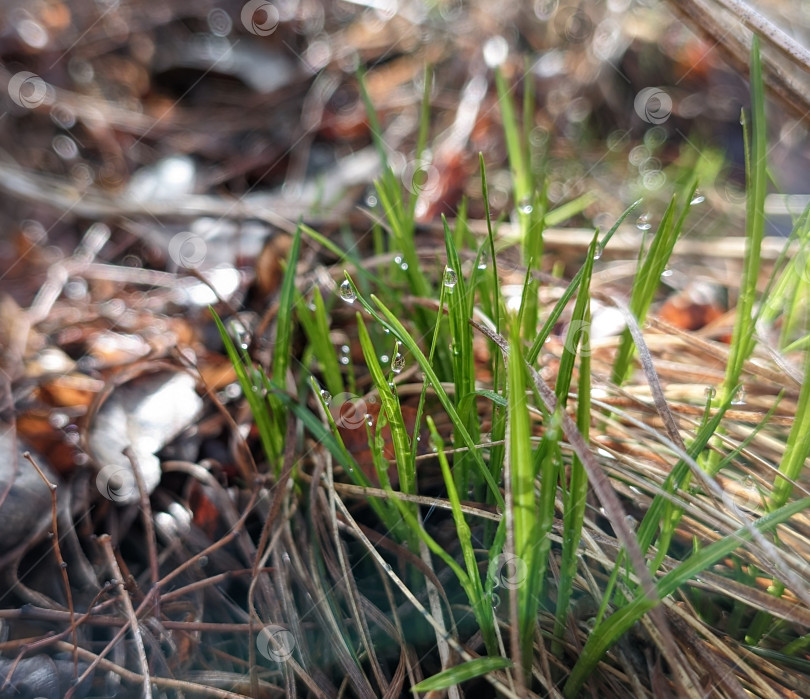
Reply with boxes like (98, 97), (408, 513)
(341, 344), (350, 354)
(400, 261), (409, 271)
(383, 327), (390, 334)
(227, 318), (251, 349)
(690, 192), (705, 205)
(731, 386), (746, 406)
(366, 193), (378, 207)
(49, 411), (69, 429)
(593, 244), (603, 260)
(705, 386), (716, 400)
(339, 280), (356, 303)
(380, 354), (389, 364)
(320, 389), (332, 403)
(394, 255), (402, 265)
(365, 413), (374, 427)
(477, 250), (489, 270)
(661, 267), (673, 278)
(636, 213), (651, 231)
(391, 353), (405, 374)
(443, 266), (458, 291)
(518, 198), (533, 215)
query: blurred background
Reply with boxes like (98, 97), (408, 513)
(1, 1), (810, 299)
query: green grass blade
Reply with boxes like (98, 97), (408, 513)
(553, 303), (591, 655)
(506, 311), (539, 673)
(443, 215), (479, 494)
(427, 417), (496, 653)
(341, 273), (504, 508)
(210, 307), (279, 468)
(703, 37), (768, 477)
(411, 657), (513, 692)
(527, 199), (641, 365)
(544, 192), (598, 226)
(564, 496), (810, 697)
(355, 313), (415, 496)
(610, 181), (696, 386)
(495, 67), (530, 209)
(297, 287), (343, 399)
(555, 233), (597, 407)
(772, 338), (810, 507)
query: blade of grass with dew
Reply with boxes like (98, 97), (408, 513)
(495, 67), (530, 220)
(356, 68), (441, 369)
(297, 287), (343, 399)
(565, 495), (810, 697)
(342, 273), (505, 509)
(553, 304), (592, 656)
(211, 307), (280, 468)
(427, 416), (497, 654)
(408, 64), (433, 221)
(443, 215), (480, 497)
(610, 181), (697, 387)
(704, 37), (767, 477)
(355, 314), (415, 498)
(527, 199), (641, 365)
(411, 656), (513, 692)
(495, 66), (546, 274)
(306, 379), (405, 536)
(520, 60), (545, 275)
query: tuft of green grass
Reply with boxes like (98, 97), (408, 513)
(218, 34), (810, 698)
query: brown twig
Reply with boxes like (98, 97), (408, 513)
(97, 534), (152, 698)
(21, 452), (78, 679)
(123, 446), (160, 591)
